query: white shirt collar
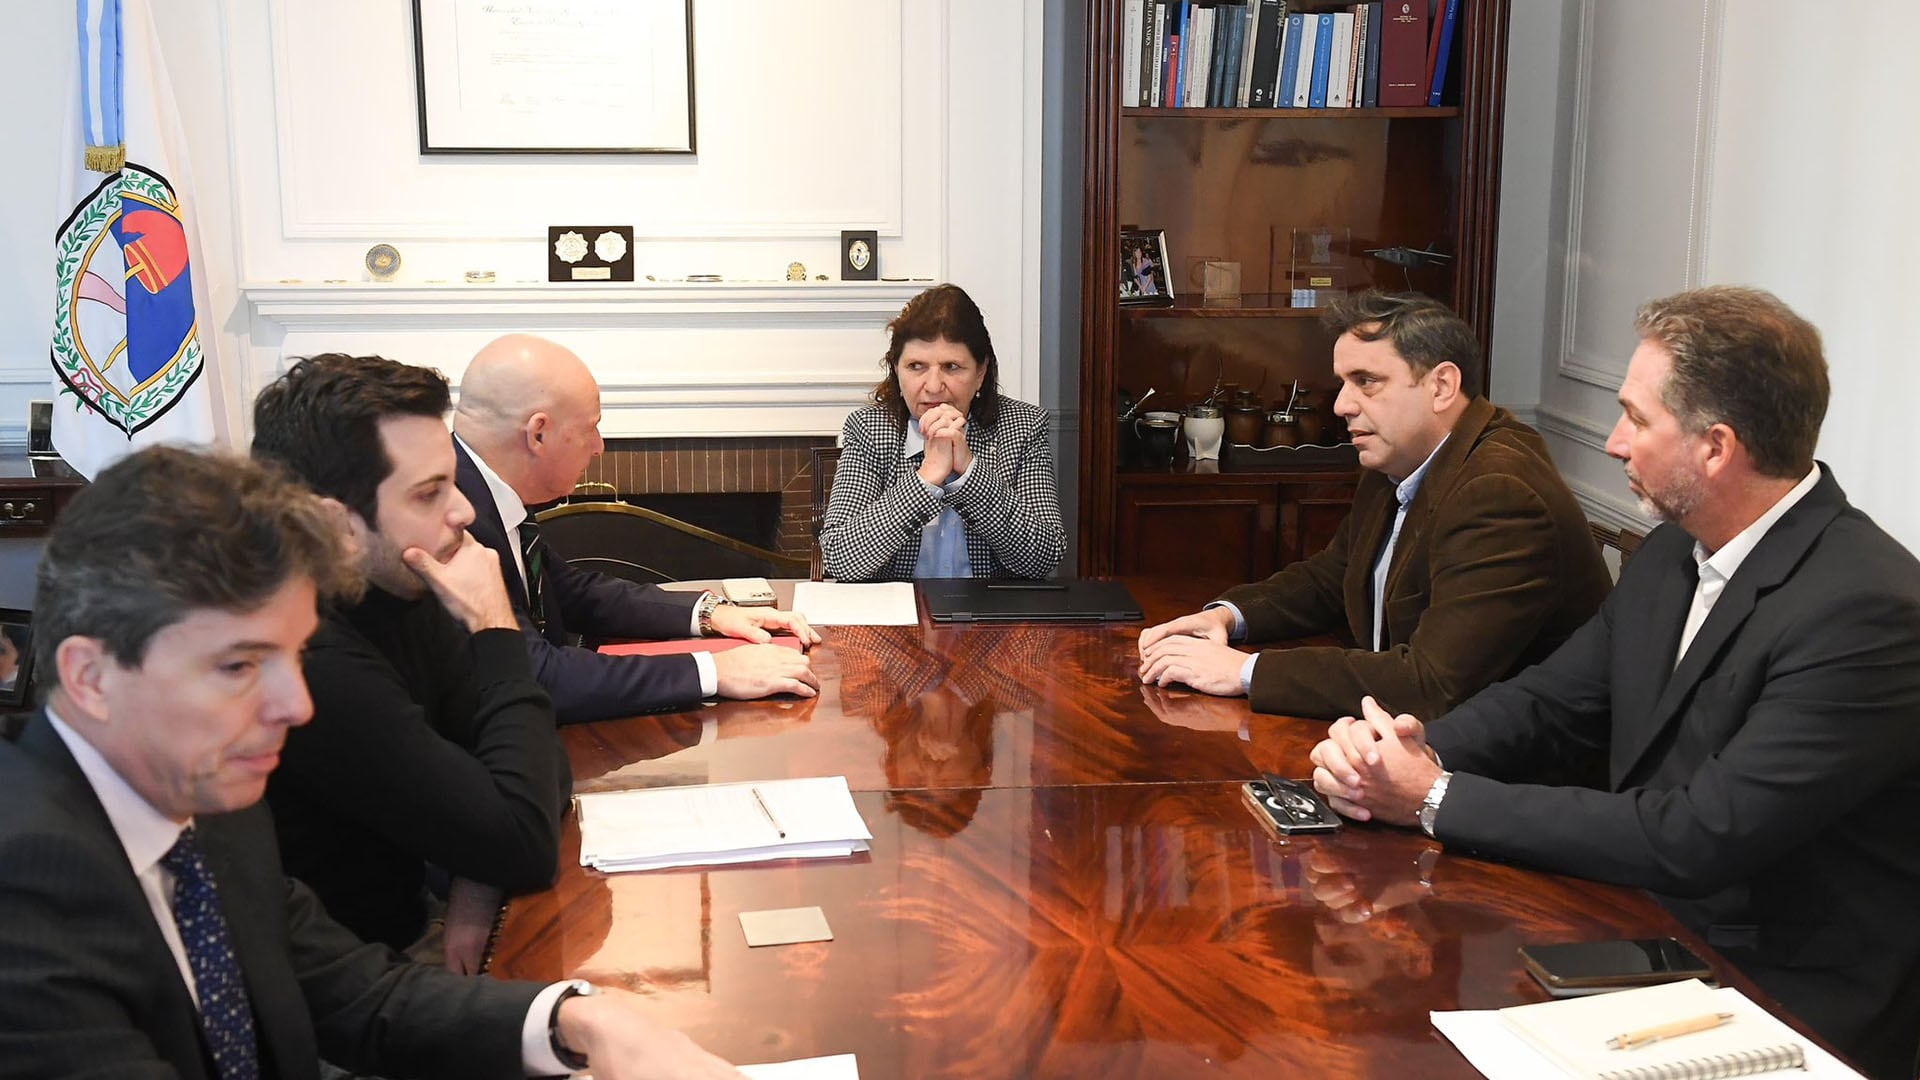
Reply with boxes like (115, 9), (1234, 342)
(455, 432), (528, 534)
(45, 705), (187, 877)
(901, 419), (926, 460)
(1692, 466), (1823, 583)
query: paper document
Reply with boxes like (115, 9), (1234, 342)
(1432, 980), (1862, 1080)
(740, 1053), (860, 1079)
(791, 581), (918, 626)
(577, 776), (873, 873)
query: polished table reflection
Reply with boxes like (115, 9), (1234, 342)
(493, 579), (1802, 1077)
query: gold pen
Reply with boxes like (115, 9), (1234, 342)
(750, 786), (786, 838)
(1606, 1011), (1737, 1050)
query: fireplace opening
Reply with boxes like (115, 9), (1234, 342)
(617, 492), (784, 552)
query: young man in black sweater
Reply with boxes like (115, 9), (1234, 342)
(252, 353), (569, 972)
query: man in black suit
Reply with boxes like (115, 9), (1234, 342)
(1308, 286), (1920, 1078)
(0, 447), (743, 1078)
(450, 333), (819, 724)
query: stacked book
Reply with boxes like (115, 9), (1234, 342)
(1123, 0), (1462, 110)
(577, 775), (873, 873)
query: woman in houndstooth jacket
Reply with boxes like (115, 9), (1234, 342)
(822, 284), (1066, 582)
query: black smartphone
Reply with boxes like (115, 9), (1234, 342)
(1240, 775), (1341, 837)
(1518, 938), (1714, 997)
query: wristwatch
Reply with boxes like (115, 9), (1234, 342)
(1418, 771), (1452, 838)
(695, 591), (733, 637)
(548, 979), (597, 1070)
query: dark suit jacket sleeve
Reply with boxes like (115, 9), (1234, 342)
(948, 408), (1067, 579)
(546, 555), (702, 640)
(1242, 471), (1579, 721)
(0, 825), (182, 1078)
(820, 409), (943, 582)
(536, 557), (710, 723)
(282, 874), (543, 1080)
(293, 624), (566, 894)
(517, 607), (705, 725)
(1428, 582), (1920, 898)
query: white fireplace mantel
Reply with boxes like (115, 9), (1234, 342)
(240, 281), (932, 438)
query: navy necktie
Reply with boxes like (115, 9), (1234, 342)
(162, 827), (261, 1080)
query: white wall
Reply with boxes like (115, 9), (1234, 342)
(0, 0), (1046, 446)
(1494, 0), (1920, 552)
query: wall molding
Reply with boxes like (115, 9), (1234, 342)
(239, 281), (930, 438)
(241, 281), (928, 328)
(1533, 403), (1647, 532)
(263, 0), (917, 241)
(1534, 402), (1611, 453)
(1556, 0), (1724, 390)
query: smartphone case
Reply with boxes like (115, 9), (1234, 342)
(1241, 776), (1341, 837)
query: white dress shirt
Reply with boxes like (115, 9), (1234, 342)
(1369, 437), (1448, 652)
(46, 706), (578, 1075)
(456, 434), (717, 695)
(1674, 465), (1822, 667)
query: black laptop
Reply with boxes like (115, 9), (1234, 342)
(920, 578), (1144, 623)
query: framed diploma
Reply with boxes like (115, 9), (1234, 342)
(412, 0), (696, 154)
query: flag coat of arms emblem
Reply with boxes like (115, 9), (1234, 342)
(51, 0), (220, 479)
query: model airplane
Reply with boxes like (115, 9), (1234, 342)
(1363, 245), (1454, 268)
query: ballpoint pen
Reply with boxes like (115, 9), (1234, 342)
(750, 785), (787, 838)
(1605, 1011), (1737, 1050)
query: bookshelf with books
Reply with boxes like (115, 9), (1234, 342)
(1078, 0), (1511, 577)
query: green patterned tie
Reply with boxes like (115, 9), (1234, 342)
(519, 521), (547, 630)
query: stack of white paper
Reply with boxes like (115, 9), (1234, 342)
(740, 1053), (860, 1079)
(790, 581), (919, 626)
(577, 776), (873, 873)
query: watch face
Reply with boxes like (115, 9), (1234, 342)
(848, 240), (871, 271)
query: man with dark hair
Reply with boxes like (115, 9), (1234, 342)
(0, 446), (743, 1078)
(1140, 290), (1609, 721)
(1310, 286), (1920, 1078)
(451, 334), (819, 725)
(252, 353), (566, 972)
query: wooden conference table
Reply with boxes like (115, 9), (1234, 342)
(491, 579), (1809, 1078)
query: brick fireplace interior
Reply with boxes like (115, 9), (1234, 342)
(577, 436), (838, 560)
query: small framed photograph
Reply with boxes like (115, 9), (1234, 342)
(1119, 229), (1174, 306)
(0, 609), (34, 709)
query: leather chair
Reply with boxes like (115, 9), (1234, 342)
(535, 494), (807, 586)
(1588, 520), (1646, 581)
(809, 446), (841, 581)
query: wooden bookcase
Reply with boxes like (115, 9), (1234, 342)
(1076, 0), (1512, 577)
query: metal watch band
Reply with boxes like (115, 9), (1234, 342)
(696, 591), (733, 637)
(1419, 771), (1453, 838)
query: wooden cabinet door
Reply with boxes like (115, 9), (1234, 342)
(1276, 479), (1359, 566)
(1116, 483), (1279, 580)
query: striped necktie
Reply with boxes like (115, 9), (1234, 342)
(161, 827), (260, 1080)
(519, 521), (548, 630)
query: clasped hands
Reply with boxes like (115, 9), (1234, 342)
(1308, 695), (1444, 828)
(916, 403), (974, 487)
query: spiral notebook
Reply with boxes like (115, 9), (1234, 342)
(1432, 978), (1862, 1080)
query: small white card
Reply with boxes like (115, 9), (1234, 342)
(739, 906), (833, 947)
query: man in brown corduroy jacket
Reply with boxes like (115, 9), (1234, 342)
(1139, 291), (1610, 722)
